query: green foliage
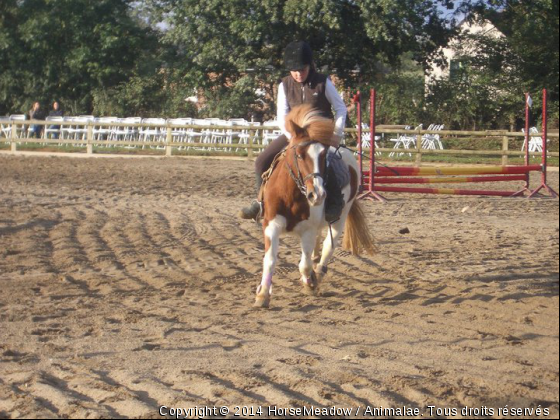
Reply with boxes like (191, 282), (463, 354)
(424, 28), (524, 130)
(92, 73), (198, 118)
(1, 0), (557, 130)
(143, 0), (458, 119)
(423, 0), (559, 130)
(0, 0), (159, 115)
(486, 0), (559, 100)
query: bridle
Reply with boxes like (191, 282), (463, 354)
(285, 140), (327, 197)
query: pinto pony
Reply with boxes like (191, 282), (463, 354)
(254, 104), (375, 308)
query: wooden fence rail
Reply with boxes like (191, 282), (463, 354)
(1, 119), (558, 165)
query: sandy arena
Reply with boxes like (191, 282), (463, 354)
(0, 153), (558, 419)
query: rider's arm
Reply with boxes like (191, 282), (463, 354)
(325, 78), (347, 145)
(277, 82), (292, 139)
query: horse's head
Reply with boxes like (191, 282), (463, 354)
(288, 140), (328, 206)
(285, 104), (336, 207)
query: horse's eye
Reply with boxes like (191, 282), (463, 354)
(297, 154), (303, 160)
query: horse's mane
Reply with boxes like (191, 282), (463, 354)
(285, 104), (336, 147)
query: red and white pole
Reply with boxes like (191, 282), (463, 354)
(354, 91), (363, 192)
(358, 89), (386, 202)
(369, 89), (376, 193)
(527, 88), (557, 198)
(542, 88), (548, 186)
(524, 92), (530, 189)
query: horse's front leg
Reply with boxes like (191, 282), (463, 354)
(300, 230), (321, 295)
(254, 219), (284, 308)
(312, 232), (323, 264)
(315, 213), (347, 284)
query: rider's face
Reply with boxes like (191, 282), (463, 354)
(290, 65), (310, 83)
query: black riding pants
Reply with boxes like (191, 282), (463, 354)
(255, 134), (289, 177)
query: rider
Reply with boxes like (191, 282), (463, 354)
(239, 41), (347, 222)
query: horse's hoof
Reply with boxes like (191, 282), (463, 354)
(302, 271), (320, 296)
(314, 265), (328, 283)
(254, 295), (271, 308)
(253, 285), (271, 308)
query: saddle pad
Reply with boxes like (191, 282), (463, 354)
(327, 148), (350, 189)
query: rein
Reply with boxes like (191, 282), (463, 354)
(285, 141), (326, 197)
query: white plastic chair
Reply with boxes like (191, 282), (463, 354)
(0, 117), (11, 139)
(422, 124), (444, 150)
(167, 118), (192, 149)
(59, 116), (74, 140)
(61, 116), (93, 144)
(229, 118), (249, 124)
(389, 124), (420, 157)
(93, 117), (119, 143)
(139, 118), (166, 148)
(356, 123), (382, 155)
(358, 123), (371, 149)
(262, 120), (282, 146)
(521, 127), (544, 154)
(207, 120), (234, 152)
(9, 114), (27, 138)
(231, 120), (256, 152)
(188, 119), (212, 149)
(110, 117), (142, 147)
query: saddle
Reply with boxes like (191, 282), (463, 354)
(326, 148), (350, 190)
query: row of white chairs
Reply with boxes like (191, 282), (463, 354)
(0, 115), (283, 152)
(4, 115), (550, 156)
(388, 124), (445, 157)
(355, 123), (445, 157)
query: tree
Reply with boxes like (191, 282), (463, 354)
(425, 21), (524, 129)
(0, 0), (159, 115)
(486, 0), (559, 126)
(424, 1), (559, 129)
(484, 0), (559, 102)
(142, 0), (461, 120)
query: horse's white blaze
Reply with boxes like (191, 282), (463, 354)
(307, 143), (326, 205)
(258, 215), (286, 295)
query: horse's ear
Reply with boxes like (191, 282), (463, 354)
(287, 119), (307, 139)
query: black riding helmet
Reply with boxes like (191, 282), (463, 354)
(284, 41), (313, 71)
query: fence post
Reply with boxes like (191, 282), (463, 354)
(86, 123), (93, 154)
(415, 131), (422, 166)
(166, 126), (173, 156)
(248, 128), (255, 159)
(502, 135), (509, 166)
(10, 123), (17, 152)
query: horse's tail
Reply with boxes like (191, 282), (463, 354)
(342, 200), (376, 256)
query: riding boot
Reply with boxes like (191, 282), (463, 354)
(239, 174), (263, 220)
(324, 165), (345, 223)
